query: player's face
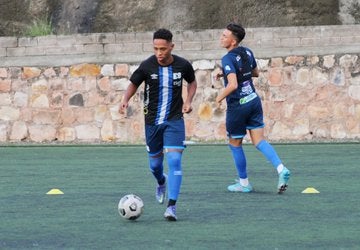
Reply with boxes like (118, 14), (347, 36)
(153, 39), (174, 66)
(220, 29), (236, 49)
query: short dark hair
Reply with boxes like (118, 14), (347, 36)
(153, 28), (173, 42)
(226, 23), (246, 43)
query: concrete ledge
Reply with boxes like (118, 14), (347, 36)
(1, 25), (360, 67)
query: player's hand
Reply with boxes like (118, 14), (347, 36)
(182, 104), (193, 114)
(214, 73), (224, 81)
(119, 102), (128, 115)
(215, 96), (225, 112)
(215, 95), (222, 105)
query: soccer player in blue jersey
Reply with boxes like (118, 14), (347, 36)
(215, 23), (291, 194)
(119, 29), (197, 220)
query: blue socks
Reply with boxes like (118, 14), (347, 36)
(229, 144), (247, 179)
(166, 151), (182, 201)
(149, 154), (165, 185)
(256, 140), (282, 169)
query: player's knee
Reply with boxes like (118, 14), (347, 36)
(148, 153), (163, 171)
(166, 151), (182, 171)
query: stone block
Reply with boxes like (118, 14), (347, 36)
(0, 106), (20, 121)
(28, 125), (57, 142)
(181, 42), (202, 51)
(198, 102), (213, 121)
(25, 46), (46, 56)
(37, 36), (58, 46)
(202, 41), (221, 50)
(0, 93), (11, 105)
(115, 64), (129, 77)
(0, 48), (5, 57)
(57, 127), (76, 142)
(22, 67), (41, 79)
(270, 58), (283, 68)
(135, 32), (153, 42)
(268, 68), (283, 86)
(70, 64), (101, 77)
(101, 119), (115, 141)
(0, 37), (17, 47)
(31, 94), (49, 108)
(83, 44), (104, 54)
(32, 79), (48, 93)
(349, 85), (360, 101)
(0, 68), (7, 77)
(45, 45), (84, 55)
(0, 79), (11, 92)
(18, 37), (38, 47)
(75, 124), (100, 140)
(192, 60), (215, 70)
(101, 64), (114, 76)
(296, 68), (310, 87)
(7, 47), (26, 57)
(280, 38), (300, 47)
(32, 110), (60, 125)
(115, 33), (136, 42)
(0, 124), (7, 141)
(10, 121), (28, 141)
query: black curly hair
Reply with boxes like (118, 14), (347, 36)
(153, 28), (173, 42)
(226, 23), (246, 43)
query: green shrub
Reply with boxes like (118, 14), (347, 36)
(24, 17), (53, 37)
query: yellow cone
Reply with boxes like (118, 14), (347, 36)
(46, 188), (64, 195)
(301, 187), (320, 194)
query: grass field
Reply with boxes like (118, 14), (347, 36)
(1, 143), (359, 249)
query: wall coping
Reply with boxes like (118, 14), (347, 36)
(1, 25), (360, 67)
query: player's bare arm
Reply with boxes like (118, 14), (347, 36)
(119, 82), (138, 114)
(215, 73), (238, 105)
(182, 80), (197, 113)
(252, 67), (259, 77)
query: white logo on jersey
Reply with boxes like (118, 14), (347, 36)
(151, 74), (158, 80)
(173, 72), (181, 80)
(225, 65), (231, 71)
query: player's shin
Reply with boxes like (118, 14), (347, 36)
(229, 144), (247, 179)
(149, 154), (165, 185)
(166, 151), (182, 202)
(255, 140), (282, 169)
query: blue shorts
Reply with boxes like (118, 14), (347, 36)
(226, 95), (265, 139)
(145, 118), (185, 156)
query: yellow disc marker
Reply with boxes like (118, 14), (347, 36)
(46, 188), (64, 195)
(301, 187), (320, 194)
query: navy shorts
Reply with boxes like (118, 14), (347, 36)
(226, 95), (265, 139)
(145, 118), (185, 156)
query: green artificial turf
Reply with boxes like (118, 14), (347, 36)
(0, 143), (359, 249)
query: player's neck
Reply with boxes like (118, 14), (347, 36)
(158, 55), (174, 66)
(227, 42), (240, 51)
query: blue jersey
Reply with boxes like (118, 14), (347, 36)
(130, 55), (195, 125)
(221, 46), (257, 103)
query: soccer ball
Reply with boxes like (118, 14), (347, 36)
(118, 194), (144, 220)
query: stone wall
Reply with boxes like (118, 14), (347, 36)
(0, 25), (360, 143)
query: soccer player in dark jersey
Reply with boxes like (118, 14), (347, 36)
(119, 29), (197, 220)
(215, 23), (291, 194)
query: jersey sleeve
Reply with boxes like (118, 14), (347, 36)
(247, 48), (257, 69)
(183, 61), (196, 83)
(129, 63), (146, 87)
(221, 55), (237, 76)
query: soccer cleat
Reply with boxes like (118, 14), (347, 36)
(164, 205), (177, 221)
(156, 174), (167, 204)
(277, 167), (291, 194)
(227, 182), (253, 193)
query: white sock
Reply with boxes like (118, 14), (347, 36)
(240, 178), (249, 186)
(277, 164), (284, 174)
